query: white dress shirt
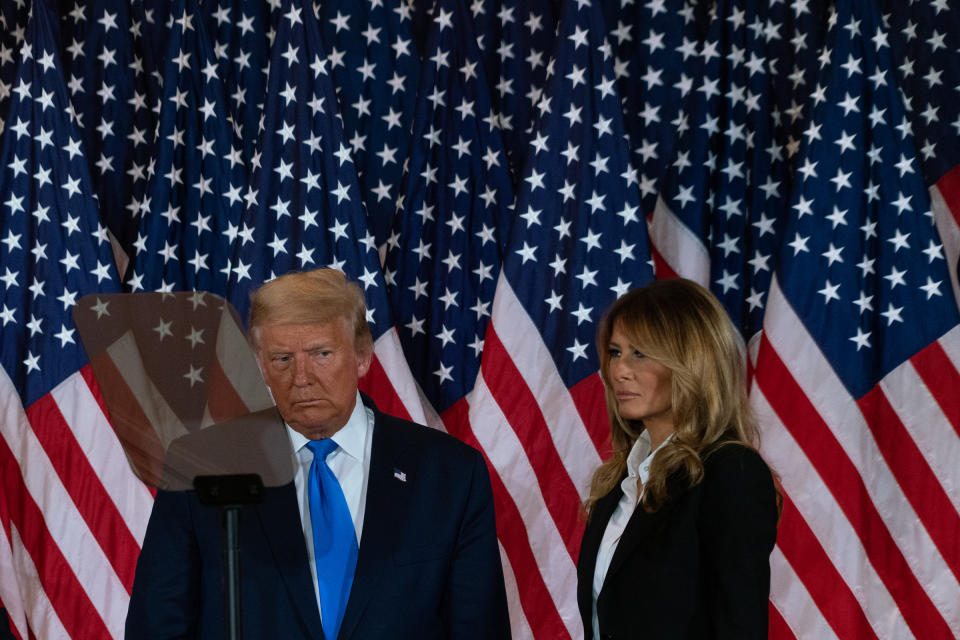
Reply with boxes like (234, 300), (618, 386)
(591, 431), (672, 639)
(286, 391), (374, 620)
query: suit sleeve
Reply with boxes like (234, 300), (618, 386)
(445, 450), (512, 640)
(125, 490), (201, 640)
(699, 447), (778, 639)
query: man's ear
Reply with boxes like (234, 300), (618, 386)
(356, 341), (373, 379)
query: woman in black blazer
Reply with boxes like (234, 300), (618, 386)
(578, 278), (779, 640)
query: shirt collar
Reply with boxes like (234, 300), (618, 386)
(625, 431), (674, 477)
(285, 391), (369, 462)
(620, 430), (674, 503)
(625, 430), (652, 478)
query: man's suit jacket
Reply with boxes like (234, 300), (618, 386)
(125, 397), (511, 639)
(577, 444), (778, 640)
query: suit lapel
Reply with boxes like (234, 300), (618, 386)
(256, 483), (324, 636)
(578, 484), (622, 612)
(338, 410), (414, 640)
(602, 492), (674, 589)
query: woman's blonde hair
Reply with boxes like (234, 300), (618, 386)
(585, 278), (759, 515)
(248, 269), (373, 354)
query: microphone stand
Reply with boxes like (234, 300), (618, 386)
(194, 474), (266, 640)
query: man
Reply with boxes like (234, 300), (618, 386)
(126, 269), (511, 639)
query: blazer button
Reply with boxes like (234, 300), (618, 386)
(601, 635), (615, 640)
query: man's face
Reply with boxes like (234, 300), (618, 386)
(255, 319), (371, 439)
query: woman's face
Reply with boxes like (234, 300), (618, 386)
(607, 322), (674, 433)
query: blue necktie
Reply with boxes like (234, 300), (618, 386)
(306, 439), (358, 640)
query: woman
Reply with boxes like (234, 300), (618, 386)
(577, 278), (779, 639)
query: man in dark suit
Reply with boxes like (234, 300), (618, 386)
(125, 269), (511, 639)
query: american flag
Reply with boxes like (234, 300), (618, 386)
(125, 0), (249, 296)
(224, 0), (425, 424)
(468, 0), (654, 635)
(750, 0), (960, 636)
(318, 0), (421, 247)
(877, 0), (960, 304)
(381, 0), (530, 622)
(0, 2), (28, 137)
(124, 1), (165, 128)
(132, 0), (175, 91)
(383, 0), (512, 423)
(200, 0), (274, 161)
(3, 0), (960, 638)
(878, 0), (960, 190)
(0, 2), (152, 637)
(467, 0), (559, 181)
(600, 0), (701, 217)
(58, 0), (158, 261)
(644, 0), (833, 337)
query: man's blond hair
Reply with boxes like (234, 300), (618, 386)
(248, 269), (372, 353)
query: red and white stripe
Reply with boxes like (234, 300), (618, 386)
(448, 273), (608, 640)
(369, 317), (579, 640)
(930, 165), (960, 313)
(1, 519), (70, 640)
(366, 280), (608, 639)
(0, 366), (154, 640)
(751, 276), (960, 639)
(360, 327), (428, 426)
(499, 541), (534, 640)
(0, 481), (29, 640)
(646, 195), (710, 283)
(768, 545), (838, 640)
(403, 388), (566, 640)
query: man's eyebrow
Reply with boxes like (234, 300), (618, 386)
(305, 340), (335, 349)
(264, 344), (294, 353)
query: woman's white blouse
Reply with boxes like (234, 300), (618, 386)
(591, 432), (672, 639)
